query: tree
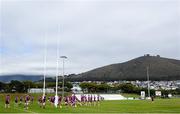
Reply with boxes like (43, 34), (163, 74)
(118, 83), (139, 93)
(97, 84), (110, 93)
(23, 81), (35, 93)
(80, 82), (111, 93)
(80, 82), (97, 93)
(9, 80), (24, 93)
(0, 81), (5, 92)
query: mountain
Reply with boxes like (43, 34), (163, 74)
(1, 55), (180, 82)
(0, 74), (43, 82)
(67, 55), (180, 81)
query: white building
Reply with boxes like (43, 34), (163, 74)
(28, 88), (55, 93)
(71, 84), (83, 94)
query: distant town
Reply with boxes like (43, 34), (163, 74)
(73, 80), (180, 91)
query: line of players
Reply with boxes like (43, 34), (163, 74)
(47, 94), (103, 108)
(5, 94), (103, 109)
(5, 94), (34, 109)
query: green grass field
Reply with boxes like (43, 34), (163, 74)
(0, 93), (180, 113)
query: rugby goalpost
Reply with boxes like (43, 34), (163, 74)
(43, 26), (60, 107)
(43, 32), (47, 99)
(54, 25), (60, 107)
(43, 25), (67, 107)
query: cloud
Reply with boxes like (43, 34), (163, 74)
(0, 0), (179, 76)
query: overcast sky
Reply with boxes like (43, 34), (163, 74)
(0, 0), (180, 76)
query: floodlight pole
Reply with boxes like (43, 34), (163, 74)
(60, 56), (67, 99)
(147, 66), (150, 98)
